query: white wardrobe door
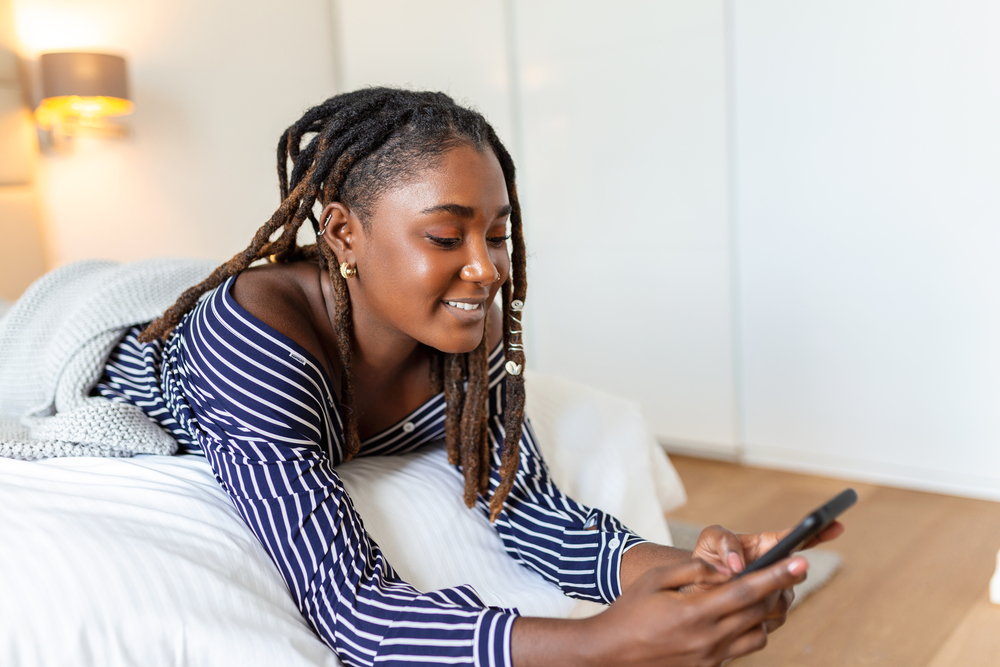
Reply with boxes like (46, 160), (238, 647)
(734, 0), (1000, 498)
(512, 0), (737, 452)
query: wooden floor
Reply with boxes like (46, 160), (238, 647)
(664, 455), (1000, 667)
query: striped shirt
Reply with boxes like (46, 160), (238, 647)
(95, 275), (646, 667)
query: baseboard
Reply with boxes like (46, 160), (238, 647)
(743, 444), (1000, 503)
(658, 437), (740, 462)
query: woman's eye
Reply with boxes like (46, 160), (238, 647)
(425, 233), (461, 249)
(487, 234), (511, 247)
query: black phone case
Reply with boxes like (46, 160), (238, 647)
(736, 488), (857, 578)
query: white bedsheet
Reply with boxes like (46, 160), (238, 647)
(0, 371), (685, 665)
(0, 454), (340, 666)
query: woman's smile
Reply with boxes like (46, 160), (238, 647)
(443, 298), (487, 321)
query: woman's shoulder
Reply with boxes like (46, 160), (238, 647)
(227, 261), (338, 377)
(167, 263), (339, 447)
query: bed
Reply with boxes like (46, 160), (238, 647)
(0, 366), (687, 666)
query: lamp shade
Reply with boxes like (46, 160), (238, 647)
(37, 52), (133, 120)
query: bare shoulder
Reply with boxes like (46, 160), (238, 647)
(229, 262), (332, 369)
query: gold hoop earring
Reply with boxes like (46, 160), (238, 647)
(339, 262), (357, 279)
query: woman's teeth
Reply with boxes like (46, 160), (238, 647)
(446, 301), (481, 311)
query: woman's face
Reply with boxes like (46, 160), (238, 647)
(326, 143), (512, 355)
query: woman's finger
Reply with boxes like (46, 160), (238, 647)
(716, 623), (770, 662)
(762, 585), (794, 617)
(710, 594), (772, 644)
(802, 520), (845, 550)
(704, 556), (808, 618)
(644, 558), (720, 591)
(762, 589), (794, 632)
(709, 584), (789, 643)
(697, 525), (747, 574)
(764, 615), (786, 633)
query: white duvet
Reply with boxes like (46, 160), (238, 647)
(0, 370), (686, 666)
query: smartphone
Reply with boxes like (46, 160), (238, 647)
(735, 487), (857, 578)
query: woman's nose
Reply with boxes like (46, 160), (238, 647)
(460, 239), (500, 284)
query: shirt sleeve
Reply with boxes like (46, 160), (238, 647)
(166, 287), (518, 667)
(476, 359), (649, 604)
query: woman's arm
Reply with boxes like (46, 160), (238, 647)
(476, 399), (646, 603)
(477, 355), (840, 664)
(477, 354), (690, 604)
(511, 556), (810, 667)
(170, 284), (518, 667)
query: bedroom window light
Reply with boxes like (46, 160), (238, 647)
(35, 52), (133, 145)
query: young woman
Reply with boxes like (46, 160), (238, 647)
(95, 88), (840, 667)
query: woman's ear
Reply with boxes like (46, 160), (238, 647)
(319, 202), (359, 264)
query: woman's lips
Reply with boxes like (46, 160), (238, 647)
(445, 300), (481, 311)
(442, 300), (486, 322)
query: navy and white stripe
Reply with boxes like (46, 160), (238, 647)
(95, 276), (646, 667)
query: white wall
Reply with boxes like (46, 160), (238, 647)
(337, 0), (739, 454)
(11, 0), (739, 457)
(13, 0), (338, 266)
(336, 0), (515, 155)
(514, 1), (734, 450)
(733, 0), (1000, 498)
(11, 0), (1000, 499)
(0, 0), (46, 301)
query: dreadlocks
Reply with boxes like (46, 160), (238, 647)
(139, 88), (527, 522)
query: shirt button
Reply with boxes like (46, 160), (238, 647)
(402, 422), (415, 433)
(607, 537), (621, 549)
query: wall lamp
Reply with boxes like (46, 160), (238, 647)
(35, 52), (133, 142)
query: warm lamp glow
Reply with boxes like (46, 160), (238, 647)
(35, 52), (132, 136)
(36, 95), (133, 125)
(14, 3), (105, 54)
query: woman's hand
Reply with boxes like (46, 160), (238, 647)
(512, 556), (810, 667)
(692, 522), (845, 578)
(686, 521), (844, 634)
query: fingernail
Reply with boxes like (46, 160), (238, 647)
(727, 552), (743, 573)
(787, 558), (808, 576)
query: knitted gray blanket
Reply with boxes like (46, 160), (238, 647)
(0, 258), (214, 460)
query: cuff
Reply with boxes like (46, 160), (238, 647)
(560, 527), (644, 604)
(618, 533), (650, 593)
(474, 609), (518, 667)
(622, 533), (649, 554)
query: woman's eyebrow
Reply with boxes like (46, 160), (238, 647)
(420, 203), (513, 220)
(421, 203), (475, 218)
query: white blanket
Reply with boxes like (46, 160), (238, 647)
(0, 258), (213, 459)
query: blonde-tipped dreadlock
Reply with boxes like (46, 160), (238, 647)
(140, 88), (528, 522)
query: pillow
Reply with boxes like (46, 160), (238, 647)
(0, 371), (686, 664)
(522, 369), (685, 542)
